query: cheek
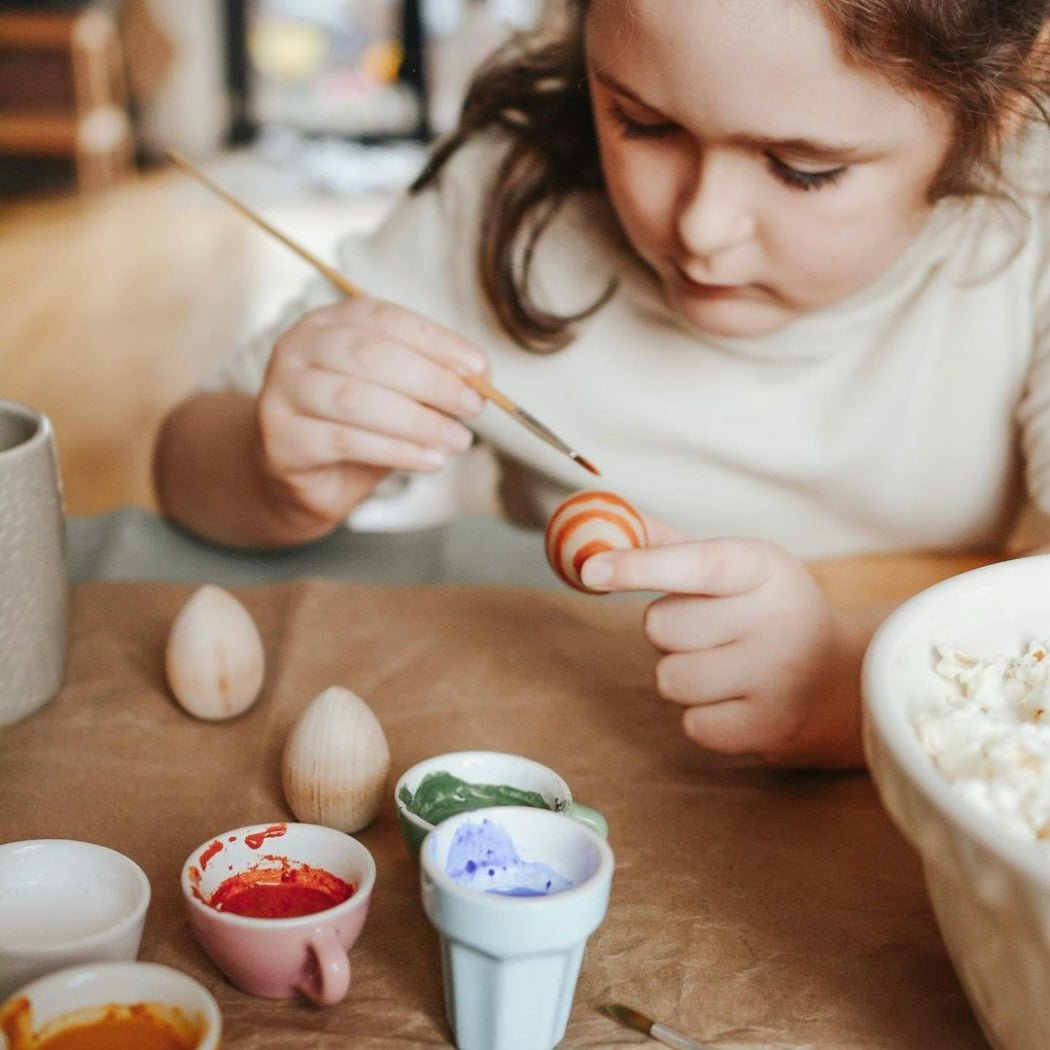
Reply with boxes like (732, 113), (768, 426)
(763, 177), (932, 300)
(598, 139), (675, 258)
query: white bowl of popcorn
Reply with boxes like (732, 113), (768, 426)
(863, 554), (1050, 1050)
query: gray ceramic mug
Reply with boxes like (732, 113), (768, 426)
(0, 400), (68, 725)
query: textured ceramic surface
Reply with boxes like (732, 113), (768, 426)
(395, 750), (608, 861)
(420, 806), (614, 1050)
(863, 555), (1050, 1050)
(1, 961), (221, 1049)
(0, 400), (67, 726)
(181, 822), (375, 1005)
(0, 840), (150, 999)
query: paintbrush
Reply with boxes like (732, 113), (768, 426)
(605, 1003), (711, 1050)
(165, 149), (599, 476)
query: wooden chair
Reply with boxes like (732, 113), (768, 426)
(0, 4), (134, 193)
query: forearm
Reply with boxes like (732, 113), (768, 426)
(152, 391), (368, 549)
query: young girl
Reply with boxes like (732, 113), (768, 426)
(154, 0), (1050, 769)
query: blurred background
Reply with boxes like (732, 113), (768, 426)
(0, 0), (538, 526)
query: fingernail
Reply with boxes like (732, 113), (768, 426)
(420, 448), (447, 469)
(442, 424), (472, 453)
(581, 556), (612, 586)
(460, 387), (484, 414)
(458, 348), (486, 375)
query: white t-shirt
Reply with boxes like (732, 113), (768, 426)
(201, 134), (1050, 560)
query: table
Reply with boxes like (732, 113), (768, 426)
(1, 514), (995, 1048)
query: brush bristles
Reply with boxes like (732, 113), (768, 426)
(605, 1002), (654, 1034)
(573, 452), (601, 476)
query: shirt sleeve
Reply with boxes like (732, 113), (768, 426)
(195, 275), (341, 395)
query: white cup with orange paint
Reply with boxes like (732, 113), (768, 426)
(0, 961), (220, 1050)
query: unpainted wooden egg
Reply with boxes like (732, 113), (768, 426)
(282, 686), (391, 834)
(166, 584), (265, 720)
(544, 490), (648, 593)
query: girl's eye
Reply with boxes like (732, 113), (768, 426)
(767, 154), (847, 192)
(608, 103), (677, 140)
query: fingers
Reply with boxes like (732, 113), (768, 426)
(680, 700), (765, 757)
(644, 592), (755, 653)
(259, 413), (453, 474)
(655, 644), (753, 706)
(263, 297), (491, 477)
(305, 297), (488, 377)
(302, 328), (485, 420)
(581, 537), (779, 596)
(280, 365), (475, 456)
(654, 647), (779, 759)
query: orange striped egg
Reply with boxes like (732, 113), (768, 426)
(544, 491), (648, 593)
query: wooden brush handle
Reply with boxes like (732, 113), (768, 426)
(165, 148), (595, 471)
(167, 149), (510, 403)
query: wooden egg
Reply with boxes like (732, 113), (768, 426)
(166, 585), (265, 720)
(544, 490), (648, 593)
(282, 686), (391, 834)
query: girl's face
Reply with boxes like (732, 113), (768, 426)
(585, 0), (955, 338)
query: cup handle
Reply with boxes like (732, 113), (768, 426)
(296, 928), (351, 1006)
(566, 802), (608, 838)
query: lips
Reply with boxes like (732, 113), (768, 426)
(673, 267), (742, 297)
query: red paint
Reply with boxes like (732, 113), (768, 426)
(244, 824), (287, 850)
(198, 840), (223, 871)
(208, 863), (353, 919)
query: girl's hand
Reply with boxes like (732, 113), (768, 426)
(579, 519), (865, 768)
(253, 296), (488, 528)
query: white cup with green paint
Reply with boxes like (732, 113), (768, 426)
(394, 751), (608, 860)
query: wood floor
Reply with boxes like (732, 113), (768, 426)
(0, 166), (387, 516)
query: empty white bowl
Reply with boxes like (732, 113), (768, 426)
(863, 554), (1050, 1050)
(0, 960), (220, 1048)
(0, 840), (150, 998)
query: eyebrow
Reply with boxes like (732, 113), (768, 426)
(592, 69), (869, 160)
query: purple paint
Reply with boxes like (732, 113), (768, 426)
(445, 818), (572, 896)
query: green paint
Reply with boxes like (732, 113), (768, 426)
(399, 771), (554, 824)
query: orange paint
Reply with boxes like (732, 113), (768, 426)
(572, 538), (614, 579)
(556, 510), (640, 572)
(545, 491), (647, 592)
(209, 862), (353, 919)
(546, 489), (640, 521)
(244, 824), (287, 850)
(0, 999), (200, 1050)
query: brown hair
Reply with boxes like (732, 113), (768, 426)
(413, 0), (1050, 352)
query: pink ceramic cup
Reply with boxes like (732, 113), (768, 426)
(180, 822), (375, 1005)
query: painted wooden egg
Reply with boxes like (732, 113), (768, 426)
(544, 490), (648, 593)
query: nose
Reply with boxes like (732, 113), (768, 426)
(675, 149), (755, 261)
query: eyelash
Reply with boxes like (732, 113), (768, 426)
(767, 156), (847, 192)
(606, 104), (848, 193)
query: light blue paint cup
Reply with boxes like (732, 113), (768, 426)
(420, 807), (614, 1050)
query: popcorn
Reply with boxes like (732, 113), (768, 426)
(915, 640), (1050, 848)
